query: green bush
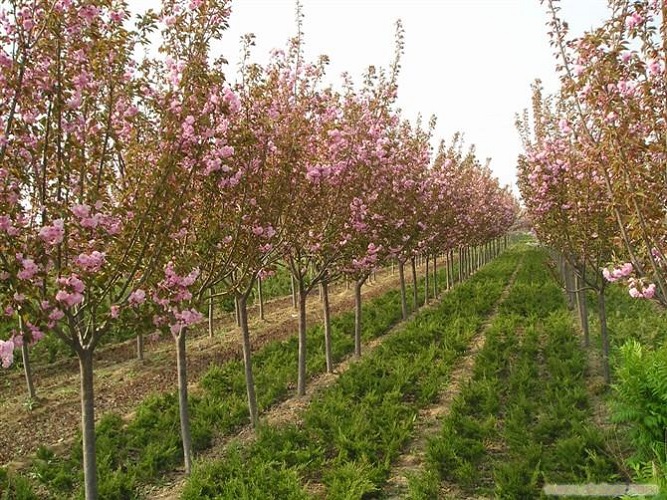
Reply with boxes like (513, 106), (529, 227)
(614, 340), (667, 465)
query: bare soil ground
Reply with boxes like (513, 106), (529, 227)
(0, 266), (413, 469)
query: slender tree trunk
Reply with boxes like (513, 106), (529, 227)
(136, 332), (144, 361)
(598, 285), (611, 384)
(575, 273), (590, 347)
(237, 295), (259, 427)
(424, 255), (430, 304)
(175, 328), (193, 474)
(291, 275), (298, 310)
(258, 277), (265, 320)
(18, 315), (36, 400)
(433, 253), (438, 298)
(458, 248), (463, 283)
(321, 281), (333, 373)
(208, 293), (214, 338)
(297, 283), (308, 396)
(234, 297), (240, 327)
(79, 347), (98, 499)
(410, 256), (418, 312)
(398, 259), (408, 320)
(563, 259), (575, 310)
(445, 252), (451, 289)
(354, 278), (364, 358)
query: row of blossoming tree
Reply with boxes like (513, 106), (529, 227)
(0, 0), (517, 497)
(517, 0), (666, 382)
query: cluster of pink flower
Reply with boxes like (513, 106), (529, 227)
(602, 263), (657, 299)
(55, 275), (86, 308)
(151, 262), (203, 336)
(0, 338), (14, 368)
(628, 279), (657, 299)
(602, 263), (634, 282)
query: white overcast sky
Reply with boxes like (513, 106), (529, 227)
(140, 0), (611, 196)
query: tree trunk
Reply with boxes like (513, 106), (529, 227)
(433, 253), (438, 298)
(354, 278), (364, 358)
(234, 297), (240, 327)
(291, 274), (298, 310)
(136, 331), (144, 361)
(237, 295), (259, 427)
(398, 259), (408, 320)
(208, 293), (214, 338)
(458, 248), (463, 283)
(424, 255), (430, 304)
(175, 327), (193, 474)
(598, 285), (611, 384)
(563, 259), (575, 310)
(575, 273), (590, 347)
(79, 347), (98, 499)
(18, 315), (36, 400)
(450, 250), (455, 287)
(321, 281), (333, 373)
(445, 251), (451, 289)
(297, 283), (308, 396)
(258, 277), (265, 320)
(410, 256), (418, 312)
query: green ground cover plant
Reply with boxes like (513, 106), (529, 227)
(410, 247), (622, 499)
(3, 258), (454, 499)
(180, 247), (520, 499)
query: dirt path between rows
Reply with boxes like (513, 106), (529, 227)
(0, 265), (421, 468)
(383, 260), (521, 500)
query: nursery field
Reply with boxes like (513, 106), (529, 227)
(3, 241), (666, 499)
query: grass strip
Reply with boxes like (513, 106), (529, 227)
(180, 248), (521, 499)
(410, 246), (622, 499)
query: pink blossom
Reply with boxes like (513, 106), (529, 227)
(643, 283), (656, 299)
(55, 275), (86, 308)
(629, 287), (642, 298)
(17, 258), (39, 281)
(0, 215), (15, 234)
(12, 334), (23, 348)
(0, 339), (15, 368)
(619, 262), (633, 277)
(49, 309), (65, 322)
(558, 119), (572, 134)
(648, 59), (663, 76)
(625, 11), (643, 30)
(38, 219), (65, 245)
(220, 145), (234, 158)
(75, 251), (106, 273)
(129, 289), (146, 306)
(602, 268), (615, 282)
(56, 290), (84, 308)
(71, 203), (91, 218)
(110, 305), (120, 318)
(80, 214), (102, 229)
(26, 323), (44, 343)
(223, 87), (241, 113)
